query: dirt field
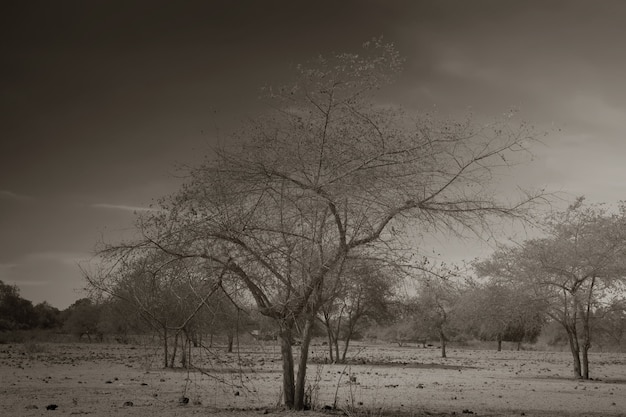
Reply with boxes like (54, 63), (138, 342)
(1, 341), (625, 416)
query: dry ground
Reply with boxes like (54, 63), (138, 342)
(1, 340), (625, 416)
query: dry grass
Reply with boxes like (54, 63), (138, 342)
(0, 340), (625, 416)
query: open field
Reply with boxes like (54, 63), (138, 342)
(1, 341), (625, 416)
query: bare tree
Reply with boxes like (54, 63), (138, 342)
(87, 40), (546, 409)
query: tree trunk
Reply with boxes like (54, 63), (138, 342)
(227, 332), (234, 353)
(565, 327), (582, 378)
(341, 337), (351, 363)
(181, 336), (188, 368)
(163, 327), (169, 368)
(333, 312), (342, 363)
(580, 320), (591, 379)
(323, 315), (335, 363)
(191, 330), (200, 347)
(581, 345), (590, 379)
(497, 335), (502, 352)
(279, 320), (296, 409)
(326, 331), (334, 363)
(341, 325), (354, 363)
(170, 331), (179, 368)
(579, 287), (593, 380)
(185, 333), (192, 368)
(294, 315), (315, 410)
(439, 330), (447, 359)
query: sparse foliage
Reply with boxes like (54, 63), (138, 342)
(457, 281), (547, 350)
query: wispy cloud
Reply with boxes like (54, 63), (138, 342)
(25, 251), (93, 266)
(0, 189), (33, 201)
(91, 203), (157, 213)
(12, 280), (48, 287)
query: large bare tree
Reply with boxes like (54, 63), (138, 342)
(87, 40), (546, 409)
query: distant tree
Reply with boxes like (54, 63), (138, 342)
(63, 298), (102, 341)
(0, 280), (37, 331)
(318, 258), (396, 363)
(458, 281), (547, 350)
(476, 199), (626, 379)
(412, 266), (462, 358)
(33, 301), (62, 329)
(592, 297), (626, 349)
(198, 285), (253, 353)
(377, 298), (419, 347)
(96, 297), (146, 343)
(86, 251), (223, 367)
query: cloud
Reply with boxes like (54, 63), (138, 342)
(24, 251), (93, 266)
(91, 203), (157, 213)
(0, 190), (33, 201)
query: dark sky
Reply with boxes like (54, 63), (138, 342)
(3, 0), (626, 308)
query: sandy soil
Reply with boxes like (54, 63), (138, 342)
(1, 341), (625, 416)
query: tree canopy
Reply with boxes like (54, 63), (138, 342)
(476, 198), (626, 378)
